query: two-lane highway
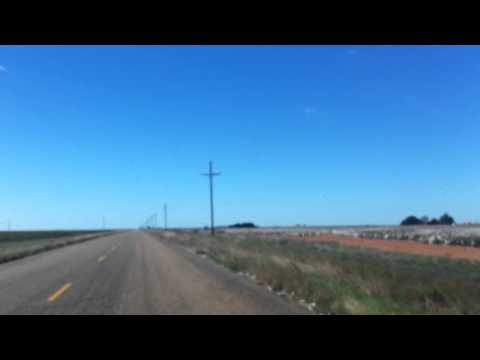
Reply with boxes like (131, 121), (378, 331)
(0, 231), (307, 314)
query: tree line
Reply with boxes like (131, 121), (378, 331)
(400, 213), (455, 226)
(228, 222), (257, 228)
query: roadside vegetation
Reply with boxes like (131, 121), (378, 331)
(155, 231), (480, 315)
(0, 230), (108, 243)
(0, 230), (112, 264)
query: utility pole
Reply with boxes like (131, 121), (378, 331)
(164, 203), (168, 230)
(202, 161), (220, 236)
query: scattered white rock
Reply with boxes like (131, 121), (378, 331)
(428, 235), (440, 244)
(297, 298), (316, 312)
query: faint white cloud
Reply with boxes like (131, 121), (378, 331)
(0, 65), (6, 72)
(304, 107), (317, 114)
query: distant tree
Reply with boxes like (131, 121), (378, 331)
(428, 218), (439, 225)
(439, 213), (455, 225)
(228, 222), (257, 228)
(420, 216), (429, 225)
(401, 216), (423, 226)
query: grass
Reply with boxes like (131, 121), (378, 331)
(0, 230), (112, 264)
(153, 231), (480, 315)
(0, 230), (107, 243)
(0, 239), (56, 250)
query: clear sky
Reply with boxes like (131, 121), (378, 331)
(0, 45), (478, 229)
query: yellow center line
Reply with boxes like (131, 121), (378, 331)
(98, 255), (106, 263)
(47, 283), (72, 303)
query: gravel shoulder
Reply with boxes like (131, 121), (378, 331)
(126, 232), (309, 314)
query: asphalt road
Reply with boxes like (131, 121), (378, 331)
(0, 231), (307, 314)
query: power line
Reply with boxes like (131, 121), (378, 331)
(141, 213), (158, 229)
(202, 160), (220, 236)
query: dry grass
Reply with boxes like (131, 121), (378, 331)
(149, 230), (480, 315)
(0, 232), (113, 265)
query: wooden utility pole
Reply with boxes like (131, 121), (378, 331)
(164, 203), (168, 230)
(202, 161), (220, 235)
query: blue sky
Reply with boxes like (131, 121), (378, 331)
(0, 45), (479, 229)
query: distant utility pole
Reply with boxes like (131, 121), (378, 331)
(0, 219), (11, 231)
(164, 203), (168, 230)
(202, 161), (221, 236)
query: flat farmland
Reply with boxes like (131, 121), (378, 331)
(222, 225), (480, 261)
(0, 230), (112, 264)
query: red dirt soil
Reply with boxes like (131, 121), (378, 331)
(299, 234), (480, 262)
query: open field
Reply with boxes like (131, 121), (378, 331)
(0, 230), (114, 264)
(153, 230), (480, 314)
(0, 230), (109, 243)
(223, 225), (480, 247)
(300, 234), (480, 262)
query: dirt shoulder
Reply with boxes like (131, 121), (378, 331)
(124, 232), (308, 314)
